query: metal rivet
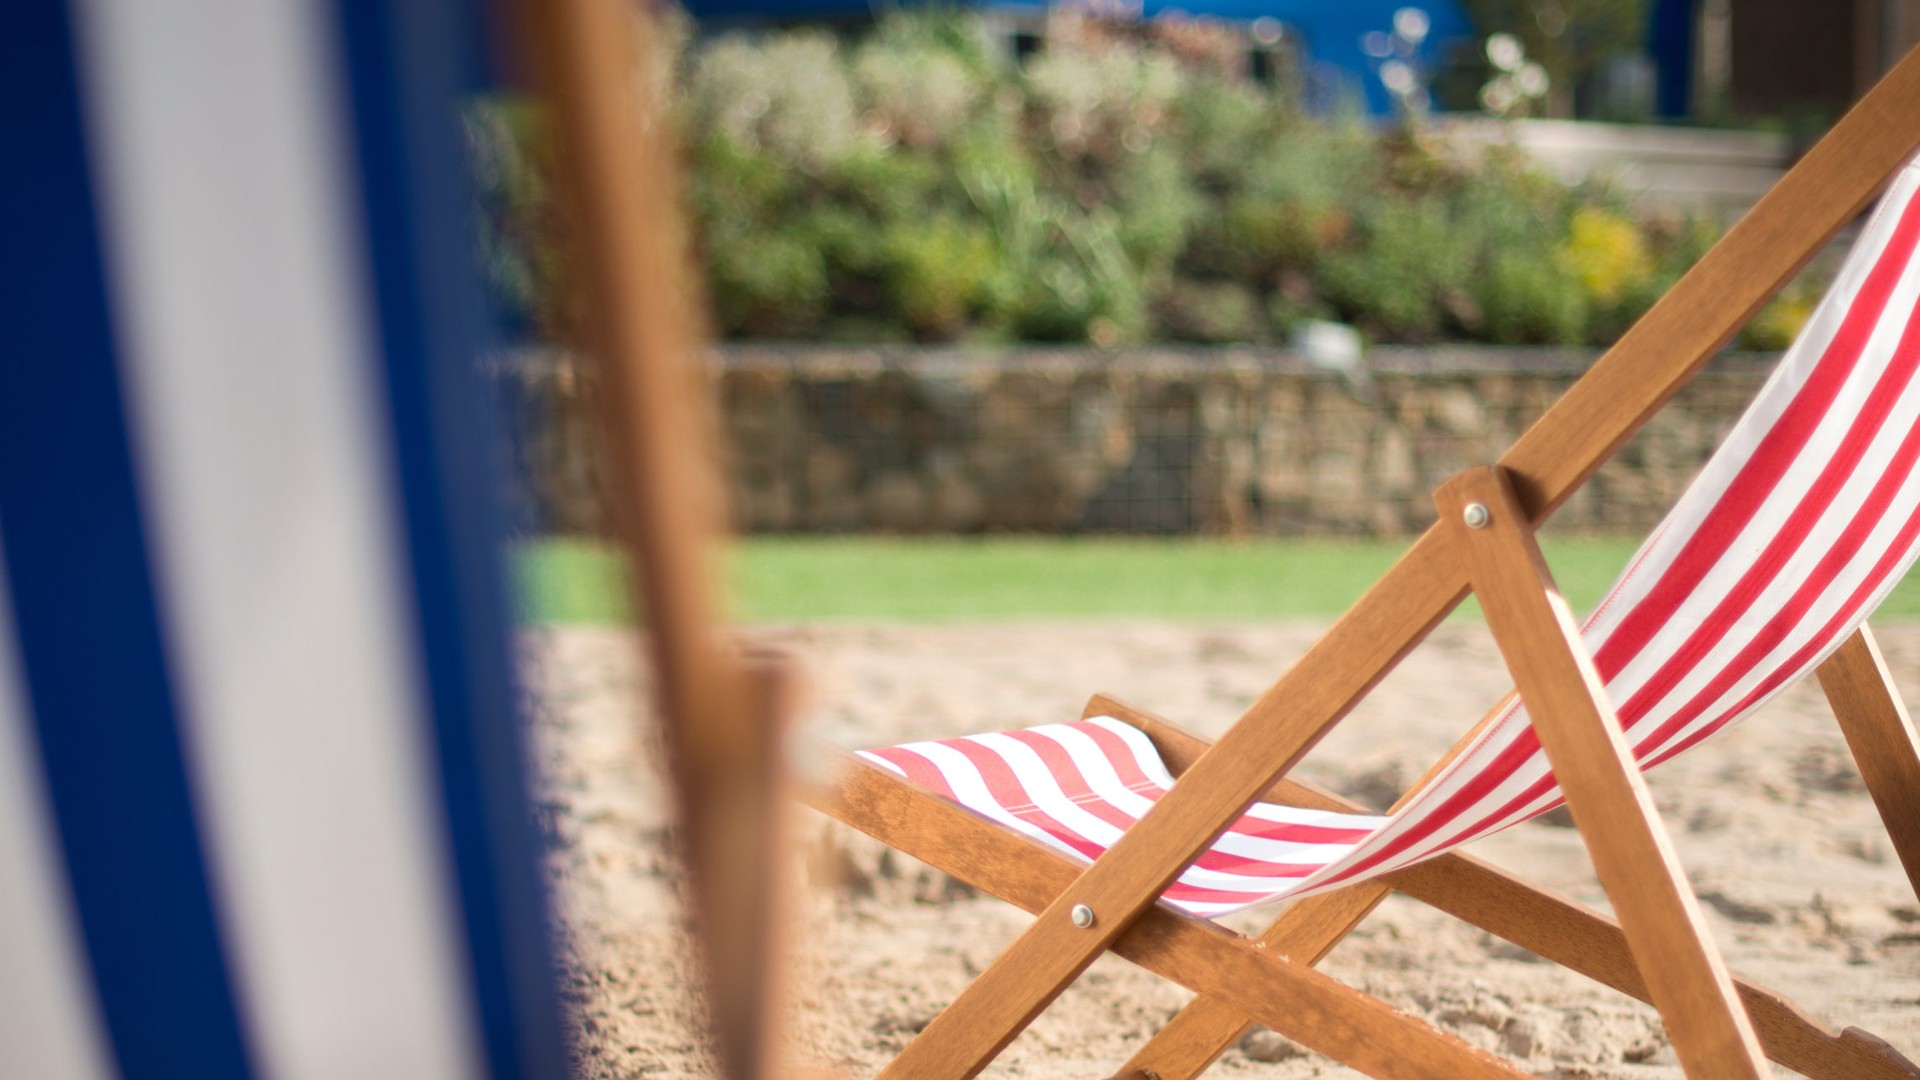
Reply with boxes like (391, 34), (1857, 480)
(1070, 904), (1095, 929)
(1463, 503), (1491, 529)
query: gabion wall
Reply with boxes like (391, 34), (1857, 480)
(502, 346), (1775, 537)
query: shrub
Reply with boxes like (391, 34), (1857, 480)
(852, 37), (990, 150)
(475, 10), (1790, 351)
(466, 100), (575, 340)
(1106, 144), (1203, 281)
(709, 231), (830, 337)
(1023, 46), (1186, 166)
(820, 143), (946, 225)
(963, 162), (1146, 343)
(1011, 218), (1145, 344)
(1155, 279), (1263, 342)
(1596, 213), (1723, 342)
(687, 131), (794, 229)
(880, 216), (1001, 339)
(1481, 246), (1589, 344)
(684, 32), (863, 172)
(1165, 74), (1279, 187)
(1318, 200), (1475, 341)
(1183, 127), (1370, 280)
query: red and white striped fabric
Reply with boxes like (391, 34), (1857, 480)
(861, 717), (1389, 915)
(863, 156), (1920, 919)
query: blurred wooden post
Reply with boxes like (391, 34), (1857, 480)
(508, 1), (797, 1076)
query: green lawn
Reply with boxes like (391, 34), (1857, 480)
(512, 535), (1763, 624)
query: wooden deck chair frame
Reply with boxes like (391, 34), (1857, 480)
(801, 45), (1920, 1080)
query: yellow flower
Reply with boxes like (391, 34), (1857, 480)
(1559, 207), (1651, 308)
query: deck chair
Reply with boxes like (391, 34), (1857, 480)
(801, 47), (1920, 1080)
(2, 1), (567, 1074)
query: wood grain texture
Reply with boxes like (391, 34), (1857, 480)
(512, 2), (785, 1075)
(1090, 695), (1394, 1080)
(802, 750), (1528, 1080)
(1112, 885), (1392, 1080)
(1438, 466), (1768, 1078)
(1094, 696), (1920, 1079)
(1818, 626), (1920, 900)
(1098, 690), (1515, 1080)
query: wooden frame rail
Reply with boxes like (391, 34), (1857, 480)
(1439, 467), (1766, 1076)
(804, 752), (1529, 1080)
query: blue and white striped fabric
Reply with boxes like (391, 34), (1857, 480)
(3, 2), (566, 1077)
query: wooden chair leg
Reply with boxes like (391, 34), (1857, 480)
(804, 750), (1529, 1080)
(1091, 695), (1920, 1080)
(1439, 466), (1770, 1079)
(1110, 601), (1759, 1080)
(866, 529), (1473, 1079)
(1088, 692), (1444, 1080)
(1114, 884), (1392, 1080)
(1817, 625), (1920, 899)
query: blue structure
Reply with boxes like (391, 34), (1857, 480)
(677, 0), (1478, 114)
(5, 0), (567, 1075)
(1647, 0), (1695, 118)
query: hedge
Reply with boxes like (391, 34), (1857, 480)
(468, 10), (1815, 351)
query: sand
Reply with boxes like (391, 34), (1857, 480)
(527, 620), (1920, 1078)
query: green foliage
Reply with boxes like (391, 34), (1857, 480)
(851, 29), (992, 150)
(1481, 246), (1589, 344)
(1155, 279), (1263, 343)
(1106, 145), (1203, 282)
(1591, 212), (1720, 343)
(684, 32), (863, 171)
(710, 229), (831, 337)
(1022, 46), (1185, 166)
(474, 9), (1811, 351)
(686, 132), (828, 336)
(1461, 162), (1592, 344)
(1319, 200), (1471, 340)
(1165, 74), (1283, 187)
(880, 216), (1000, 339)
(1185, 128), (1370, 281)
(966, 163), (1145, 343)
(1560, 206), (1651, 306)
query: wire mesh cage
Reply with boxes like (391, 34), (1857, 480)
(504, 345), (1776, 539)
